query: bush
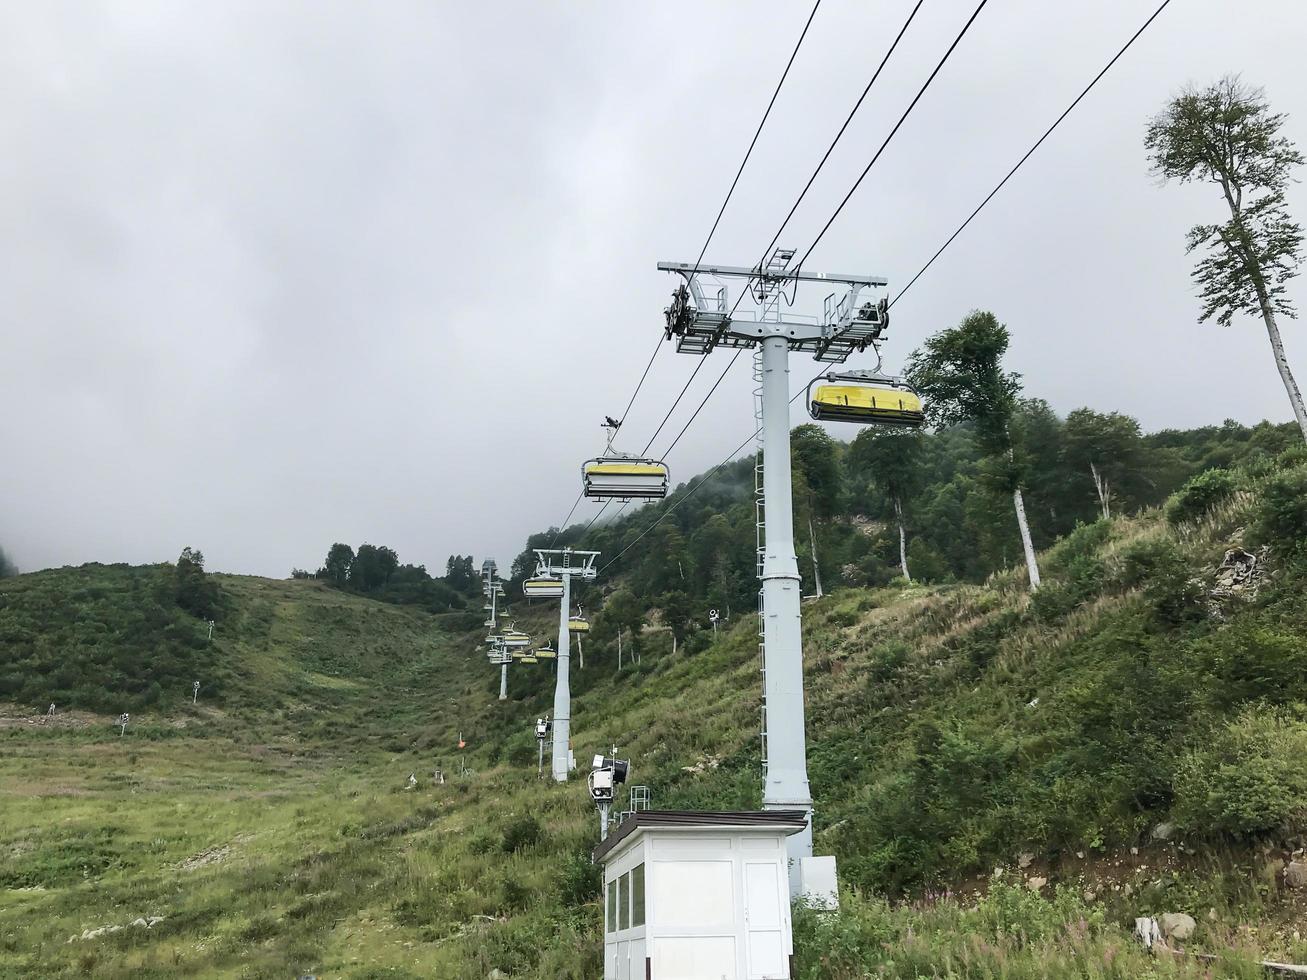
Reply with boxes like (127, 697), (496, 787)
(500, 815), (544, 853)
(1030, 553), (1107, 623)
(1250, 464), (1307, 550)
(1194, 623), (1307, 708)
(1117, 537), (1205, 626)
(1164, 468), (1238, 526)
(556, 848), (601, 906)
(1172, 708), (1307, 837)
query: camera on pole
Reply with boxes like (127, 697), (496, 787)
(588, 752), (629, 841)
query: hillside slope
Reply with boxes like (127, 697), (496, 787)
(3, 450), (1307, 977)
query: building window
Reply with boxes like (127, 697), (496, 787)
(631, 863), (646, 928)
(619, 871), (631, 930)
(606, 877), (618, 934)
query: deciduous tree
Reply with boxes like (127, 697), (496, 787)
(1147, 76), (1306, 441)
(907, 311), (1042, 589)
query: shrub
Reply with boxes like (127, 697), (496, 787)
(1117, 537), (1206, 626)
(1194, 623), (1307, 708)
(1164, 468), (1238, 526)
(1172, 709), (1307, 837)
(1044, 519), (1112, 574)
(500, 815), (544, 853)
(556, 848), (601, 906)
(1250, 464), (1307, 551)
(1031, 554), (1107, 623)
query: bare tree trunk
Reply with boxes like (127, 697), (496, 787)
(807, 513), (824, 598)
(616, 631), (622, 671)
(1013, 487), (1041, 591)
(894, 496), (911, 582)
(1262, 307), (1307, 441)
(1089, 461), (1111, 520)
(1218, 181), (1307, 443)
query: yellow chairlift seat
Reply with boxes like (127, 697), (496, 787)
(808, 372), (925, 427)
(568, 615), (589, 633)
(582, 458), (670, 500)
(503, 630), (531, 648)
(523, 576), (565, 598)
(534, 645), (557, 660)
(518, 654), (539, 665)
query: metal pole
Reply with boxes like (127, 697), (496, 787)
(499, 661), (508, 701)
(759, 332), (813, 889)
(538, 737), (544, 777)
(551, 572), (572, 781)
(599, 800), (610, 841)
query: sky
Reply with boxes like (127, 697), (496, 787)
(3, 0), (1306, 578)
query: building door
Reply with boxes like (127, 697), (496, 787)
(743, 861), (786, 978)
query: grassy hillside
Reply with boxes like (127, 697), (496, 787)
(3, 449), (1307, 977)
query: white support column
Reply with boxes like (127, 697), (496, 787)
(551, 572), (573, 781)
(758, 332), (813, 890)
(499, 661), (508, 701)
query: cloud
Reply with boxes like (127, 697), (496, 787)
(2, 0), (1305, 575)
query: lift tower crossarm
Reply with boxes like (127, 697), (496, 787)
(656, 260), (887, 287)
(660, 257), (892, 364)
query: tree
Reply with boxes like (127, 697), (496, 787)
(791, 424), (842, 597)
(175, 546), (219, 618)
(594, 588), (644, 666)
(320, 543), (354, 586)
(1061, 409), (1144, 520)
(349, 543), (399, 592)
(444, 555), (477, 595)
(907, 311), (1042, 590)
(1146, 76), (1307, 441)
(847, 428), (924, 581)
(0, 545), (16, 578)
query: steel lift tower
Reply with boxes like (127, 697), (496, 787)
(658, 249), (889, 897)
(482, 560), (510, 700)
(532, 547), (599, 782)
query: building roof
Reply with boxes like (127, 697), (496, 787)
(593, 809), (808, 862)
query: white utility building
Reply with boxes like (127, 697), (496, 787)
(593, 810), (809, 980)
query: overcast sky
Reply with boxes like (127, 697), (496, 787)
(3, 0), (1306, 578)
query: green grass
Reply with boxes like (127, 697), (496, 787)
(4, 459), (1307, 975)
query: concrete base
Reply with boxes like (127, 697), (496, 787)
(798, 855), (839, 910)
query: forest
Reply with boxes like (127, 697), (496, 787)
(520, 316), (1301, 644)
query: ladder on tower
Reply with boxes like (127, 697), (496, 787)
(753, 346), (768, 772)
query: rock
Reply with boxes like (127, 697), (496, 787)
(1135, 916), (1162, 949)
(1026, 876), (1047, 892)
(1017, 852), (1034, 869)
(487, 970), (507, 979)
(1159, 912), (1196, 941)
(1284, 861), (1307, 889)
(1151, 821), (1176, 841)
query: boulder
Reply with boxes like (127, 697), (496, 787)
(1026, 876), (1047, 892)
(1159, 912), (1196, 941)
(1150, 821), (1176, 842)
(1285, 861), (1307, 890)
